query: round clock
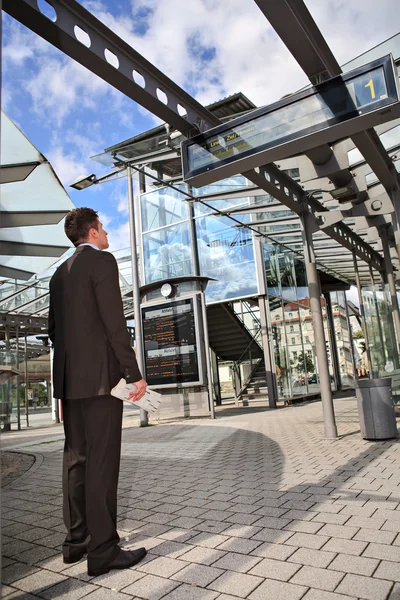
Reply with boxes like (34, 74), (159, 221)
(161, 283), (173, 298)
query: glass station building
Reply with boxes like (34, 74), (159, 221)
(1, 32), (400, 428)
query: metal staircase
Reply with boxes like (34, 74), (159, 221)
(206, 302), (263, 362)
(207, 300), (271, 404)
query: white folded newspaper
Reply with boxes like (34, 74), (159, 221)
(111, 378), (162, 414)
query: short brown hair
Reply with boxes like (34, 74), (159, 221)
(64, 207), (99, 246)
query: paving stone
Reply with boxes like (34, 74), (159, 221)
(287, 547), (336, 569)
(150, 541), (194, 559)
(17, 546), (59, 565)
(1, 562), (40, 585)
(389, 583), (400, 599)
(2, 540), (37, 557)
(336, 573), (394, 600)
(363, 542), (400, 562)
(290, 565), (344, 591)
(310, 512), (350, 525)
(216, 537), (262, 555)
(0, 585), (17, 598)
(61, 562), (96, 582)
(251, 528), (294, 544)
(84, 588), (134, 600)
(285, 533), (329, 550)
(188, 533), (229, 549)
(208, 571), (264, 597)
(92, 569), (145, 590)
(219, 525), (262, 539)
(328, 552), (379, 576)
(322, 537), (368, 556)
(317, 523), (360, 539)
(284, 520), (324, 534)
(162, 583), (220, 599)
(36, 554), (71, 573)
(179, 546), (226, 566)
(353, 528), (397, 545)
(159, 528), (197, 543)
(212, 552), (262, 574)
(195, 522), (231, 534)
(345, 515), (386, 530)
(11, 569), (66, 593)
(41, 578), (98, 599)
(248, 578), (307, 600)
(374, 560), (400, 582)
(137, 556), (186, 578)
(249, 557), (301, 581)
(302, 590), (359, 600)
(122, 573), (179, 599)
(251, 542), (297, 561)
(171, 563), (224, 587)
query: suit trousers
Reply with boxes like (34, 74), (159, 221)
(62, 395), (123, 570)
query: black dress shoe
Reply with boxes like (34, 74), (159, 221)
(63, 549), (86, 564)
(88, 547), (147, 576)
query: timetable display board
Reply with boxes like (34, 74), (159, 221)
(182, 55), (400, 187)
(142, 297), (202, 387)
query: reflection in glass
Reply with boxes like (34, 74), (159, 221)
(331, 291), (354, 388)
(141, 187), (188, 232)
(195, 214), (257, 303)
(142, 221), (192, 284)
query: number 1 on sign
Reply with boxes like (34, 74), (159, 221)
(365, 78), (376, 99)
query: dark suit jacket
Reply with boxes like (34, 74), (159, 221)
(48, 245), (142, 400)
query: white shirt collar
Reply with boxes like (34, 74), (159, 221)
(78, 243), (100, 251)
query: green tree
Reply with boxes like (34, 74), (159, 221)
(296, 351), (314, 374)
(353, 328), (365, 340)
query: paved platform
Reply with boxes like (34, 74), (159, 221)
(2, 396), (400, 600)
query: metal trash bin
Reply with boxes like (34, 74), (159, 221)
(355, 378), (398, 440)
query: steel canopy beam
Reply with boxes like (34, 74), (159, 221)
(3, 0), (383, 271)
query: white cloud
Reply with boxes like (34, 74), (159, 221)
(107, 220), (131, 252)
(5, 0), (398, 132)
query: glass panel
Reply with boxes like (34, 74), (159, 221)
(195, 214), (257, 303)
(299, 299), (320, 394)
(193, 194), (251, 218)
(264, 242), (281, 298)
(332, 291), (355, 388)
(295, 258), (308, 301)
(141, 187), (188, 232)
(284, 302), (306, 397)
(142, 221), (192, 284)
(362, 282), (400, 399)
(191, 175), (250, 198)
(277, 247), (297, 302)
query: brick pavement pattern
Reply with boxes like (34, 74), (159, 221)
(1, 397), (400, 600)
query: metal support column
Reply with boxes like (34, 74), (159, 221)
(211, 349), (222, 406)
(187, 196), (200, 277)
(127, 165), (148, 427)
(15, 325), (21, 430)
(379, 226), (400, 355)
(301, 209), (338, 438)
(258, 296), (278, 408)
(352, 254), (372, 376)
(200, 293), (215, 419)
(4, 325), (11, 431)
(24, 333), (29, 427)
(324, 293), (341, 391)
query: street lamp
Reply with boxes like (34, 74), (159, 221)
(69, 166), (148, 426)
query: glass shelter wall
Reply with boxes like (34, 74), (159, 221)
(140, 177), (355, 403)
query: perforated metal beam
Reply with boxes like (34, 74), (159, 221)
(3, 0), (383, 270)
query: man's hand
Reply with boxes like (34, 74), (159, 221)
(128, 379), (147, 402)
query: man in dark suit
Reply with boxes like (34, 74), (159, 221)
(48, 207), (147, 576)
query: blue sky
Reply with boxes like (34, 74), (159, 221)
(2, 0), (399, 251)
